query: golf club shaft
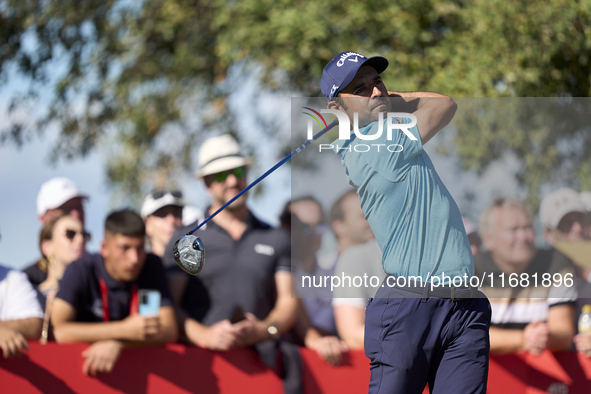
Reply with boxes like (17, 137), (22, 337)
(187, 118), (339, 235)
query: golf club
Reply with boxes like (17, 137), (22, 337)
(173, 116), (339, 275)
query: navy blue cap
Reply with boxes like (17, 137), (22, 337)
(321, 51), (389, 100)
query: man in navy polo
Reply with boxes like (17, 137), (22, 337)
(322, 51), (491, 393)
(163, 135), (300, 392)
(51, 210), (177, 376)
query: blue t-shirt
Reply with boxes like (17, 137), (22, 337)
(332, 116), (473, 283)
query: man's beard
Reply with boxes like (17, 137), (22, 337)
(223, 193), (247, 210)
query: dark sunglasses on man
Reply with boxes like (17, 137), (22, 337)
(211, 167), (247, 183)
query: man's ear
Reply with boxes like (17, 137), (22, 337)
(327, 100), (341, 111)
(100, 239), (108, 258)
(331, 220), (345, 239)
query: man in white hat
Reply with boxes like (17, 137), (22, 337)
(141, 190), (185, 258)
(163, 135), (299, 390)
(36, 177), (88, 226)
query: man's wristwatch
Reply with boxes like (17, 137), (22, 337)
(267, 323), (279, 339)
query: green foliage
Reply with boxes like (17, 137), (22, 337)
(1, 0), (591, 203)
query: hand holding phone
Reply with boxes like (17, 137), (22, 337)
(139, 290), (161, 316)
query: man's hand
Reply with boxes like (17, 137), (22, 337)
(122, 314), (161, 341)
(523, 321), (549, 355)
(82, 340), (124, 376)
(574, 332), (591, 357)
(234, 313), (270, 347)
(0, 327), (29, 359)
(308, 336), (348, 366)
(191, 319), (240, 351)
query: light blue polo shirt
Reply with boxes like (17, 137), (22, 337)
(332, 116), (473, 283)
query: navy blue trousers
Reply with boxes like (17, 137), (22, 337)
(365, 285), (491, 394)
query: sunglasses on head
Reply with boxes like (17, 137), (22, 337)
(152, 190), (183, 200)
(65, 229), (91, 242)
(212, 167), (247, 183)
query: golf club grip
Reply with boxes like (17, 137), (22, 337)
(187, 118), (339, 235)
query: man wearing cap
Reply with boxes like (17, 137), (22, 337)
(475, 197), (576, 356)
(540, 188), (591, 357)
(23, 177), (89, 288)
(541, 188), (590, 246)
(163, 135), (299, 390)
(141, 191), (185, 258)
(36, 177), (88, 226)
(322, 51), (490, 393)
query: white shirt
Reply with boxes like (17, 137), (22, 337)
(0, 265), (44, 321)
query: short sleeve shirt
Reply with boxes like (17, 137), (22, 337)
(23, 261), (47, 288)
(56, 253), (173, 322)
(332, 239), (386, 307)
(474, 249), (577, 328)
(0, 265), (43, 321)
(333, 117), (473, 282)
(163, 213), (291, 326)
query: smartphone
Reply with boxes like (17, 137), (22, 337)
(138, 289), (161, 316)
(228, 305), (245, 324)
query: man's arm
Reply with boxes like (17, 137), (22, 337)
(546, 303), (575, 352)
(489, 327), (526, 354)
(389, 91), (457, 145)
(51, 298), (173, 344)
(156, 306), (178, 343)
(489, 322), (549, 354)
(184, 315), (241, 351)
(263, 271), (299, 334)
(333, 304), (366, 350)
(234, 271), (299, 346)
(0, 318), (42, 339)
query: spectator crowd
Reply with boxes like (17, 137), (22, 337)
(1, 134), (591, 393)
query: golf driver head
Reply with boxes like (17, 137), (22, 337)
(173, 234), (205, 275)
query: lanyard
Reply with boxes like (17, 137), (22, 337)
(98, 277), (139, 322)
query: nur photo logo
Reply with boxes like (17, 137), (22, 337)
(302, 107), (419, 153)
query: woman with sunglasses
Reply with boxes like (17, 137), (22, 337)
(35, 214), (88, 342)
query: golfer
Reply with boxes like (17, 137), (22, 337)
(321, 52), (491, 393)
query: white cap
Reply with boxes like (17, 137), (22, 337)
(194, 135), (252, 179)
(37, 177), (88, 216)
(540, 188), (585, 229)
(580, 191), (591, 212)
(141, 191), (185, 219)
(182, 206), (205, 227)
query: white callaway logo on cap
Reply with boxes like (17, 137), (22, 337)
(336, 52), (365, 67)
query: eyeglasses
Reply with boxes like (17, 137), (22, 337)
(152, 190), (183, 199)
(65, 229), (91, 242)
(212, 167), (247, 183)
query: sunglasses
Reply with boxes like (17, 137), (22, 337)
(152, 190), (183, 199)
(65, 229), (91, 242)
(152, 205), (183, 219)
(212, 167), (247, 183)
